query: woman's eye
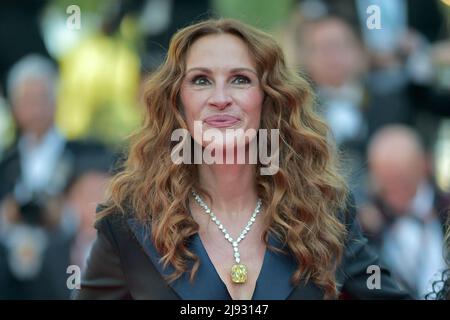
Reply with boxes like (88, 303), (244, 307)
(192, 76), (211, 86)
(232, 75), (251, 85)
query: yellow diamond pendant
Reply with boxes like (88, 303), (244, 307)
(231, 263), (248, 284)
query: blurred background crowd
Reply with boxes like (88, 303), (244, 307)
(0, 0), (449, 299)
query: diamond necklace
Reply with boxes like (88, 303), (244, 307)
(191, 190), (262, 284)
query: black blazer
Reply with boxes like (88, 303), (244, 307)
(74, 197), (411, 300)
(0, 139), (114, 201)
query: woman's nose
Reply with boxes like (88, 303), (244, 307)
(208, 85), (232, 110)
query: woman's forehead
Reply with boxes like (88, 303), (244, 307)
(184, 34), (257, 71)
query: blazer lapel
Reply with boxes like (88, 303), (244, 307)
(252, 235), (324, 300)
(127, 217), (324, 300)
(127, 218), (230, 300)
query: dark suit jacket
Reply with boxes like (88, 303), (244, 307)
(0, 139), (114, 201)
(74, 197), (411, 300)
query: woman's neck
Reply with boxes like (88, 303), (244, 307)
(197, 163), (258, 221)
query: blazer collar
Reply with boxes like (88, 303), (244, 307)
(127, 217), (323, 300)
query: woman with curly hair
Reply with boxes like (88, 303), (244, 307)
(75, 18), (409, 300)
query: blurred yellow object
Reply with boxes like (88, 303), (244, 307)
(435, 119), (450, 193)
(56, 32), (142, 145)
(0, 96), (16, 155)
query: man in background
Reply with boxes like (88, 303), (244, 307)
(359, 125), (450, 298)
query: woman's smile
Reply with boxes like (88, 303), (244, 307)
(203, 114), (241, 128)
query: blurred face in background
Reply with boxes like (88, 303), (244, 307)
(11, 77), (55, 139)
(180, 33), (264, 151)
(67, 172), (110, 235)
(369, 131), (427, 214)
(301, 18), (366, 88)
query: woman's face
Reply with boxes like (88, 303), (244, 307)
(179, 33), (264, 151)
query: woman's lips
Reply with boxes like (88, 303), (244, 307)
(203, 115), (241, 128)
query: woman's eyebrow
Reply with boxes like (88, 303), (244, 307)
(185, 67), (211, 74)
(230, 67), (258, 75)
(185, 67), (257, 75)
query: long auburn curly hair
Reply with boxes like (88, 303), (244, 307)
(98, 18), (350, 298)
